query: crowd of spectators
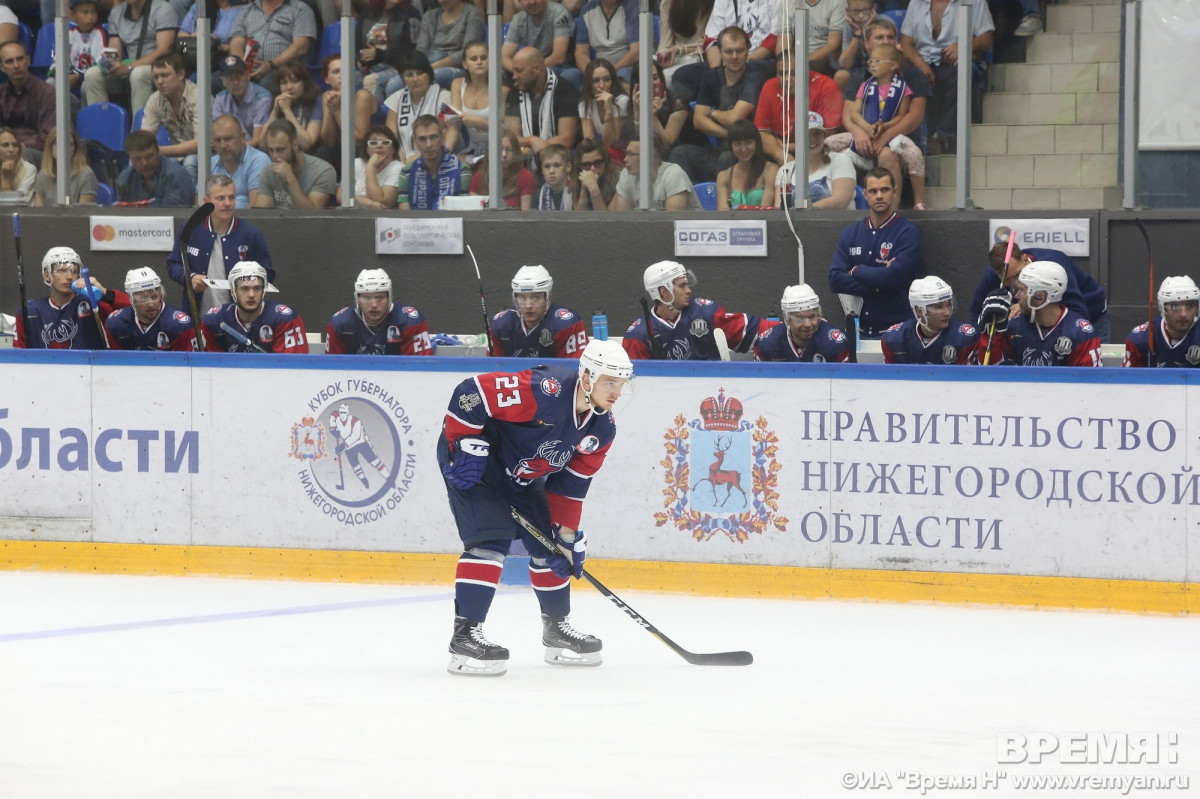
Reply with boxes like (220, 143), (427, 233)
(0, 0), (1031, 209)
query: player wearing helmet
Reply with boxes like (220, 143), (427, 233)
(437, 339), (633, 677)
(201, 260), (309, 353)
(105, 267), (201, 351)
(1124, 276), (1200, 368)
(754, 284), (850, 362)
(15, 247), (129, 349)
(325, 269), (432, 355)
(977, 260), (1101, 367)
(880, 276), (979, 365)
(623, 260), (766, 360)
(489, 265), (588, 358)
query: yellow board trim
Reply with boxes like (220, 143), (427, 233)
(0, 540), (1193, 615)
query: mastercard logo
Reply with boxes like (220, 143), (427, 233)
(92, 224), (116, 242)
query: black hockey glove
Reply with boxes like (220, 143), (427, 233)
(978, 289), (1014, 334)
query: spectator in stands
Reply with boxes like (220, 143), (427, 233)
(0, 128), (35, 204)
(613, 134), (700, 210)
(451, 41), (506, 162)
(116, 129), (194, 207)
(386, 53), (457, 161)
(49, 0), (106, 94)
(534, 143), (574, 210)
(573, 138), (620, 211)
(778, 0), (845, 77)
(671, 26), (765, 184)
(33, 128), (99, 206)
(338, 124), (403, 209)
(228, 0), (318, 94)
(268, 60), (322, 152)
(755, 49), (842, 165)
(575, 0), (640, 83)
(505, 47), (581, 160)
(833, 0), (875, 88)
(168, 174), (274, 315)
(827, 166), (921, 337)
(141, 52), (200, 181)
(358, 0), (422, 101)
(82, 0), (178, 114)
(970, 240), (1110, 343)
(655, 0), (712, 85)
(578, 58), (630, 156)
(211, 114), (271, 207)
(802, 110), (855, 209)
(630, 59), (705, 155)
(318, 54), (382, 155)
(253, 119), (337, 208)
(469, 129), (535, 209)
(716, 119), (776, 209)
(214, 55), (273, 148)
(900, 0), (993, 153)
(416, 0), (485, 91)
(827, 42), (927, 209)
(1015, 0), (1044, 38)
(176, 0), (242, 65)
(671, 0), (778, 103)
(397, 114), (471, 210)
(502, 0), (580, 89)
(0, 42), (55, 163)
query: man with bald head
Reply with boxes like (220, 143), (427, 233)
(209, 114), (270, 207)
(504, 47), (580, 161)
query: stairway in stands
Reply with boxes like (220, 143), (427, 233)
(923, 0), (1122, 210)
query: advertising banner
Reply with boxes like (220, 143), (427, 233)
(88, 216), (178, 251)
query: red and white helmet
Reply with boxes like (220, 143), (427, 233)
(41, 246), (82, 286)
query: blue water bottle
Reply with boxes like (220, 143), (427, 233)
(591, 310), (608, 341)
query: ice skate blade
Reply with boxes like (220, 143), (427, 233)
(544, 647), (603, 667)
(447, 654), (508, 677)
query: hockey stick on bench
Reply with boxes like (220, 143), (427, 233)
(510, 507), (754, 667)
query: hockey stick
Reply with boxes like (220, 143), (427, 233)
(79, 267), (110, 349)
(1135, 219), (1155, 366)
(639, 296), (664, 359)
(837, 294), (862, 364)
(509, 507), (754, 667)
(984, 229), (1018, 366)
(219, 320), (269, 353)
(465, 244), (495, 357)
(11, 213), (35, 348)
(178, 202), (215, 351)
(330, 431), (347, 489)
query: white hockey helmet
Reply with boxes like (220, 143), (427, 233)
(908, 276), (954, 323)
(511, 265), (553, 304)
(1017, 260), (1067, 317)
(125, 266), (163, 295)
(41, 246), (82, 286)
(354, 268), (392, 304)
(228, 260), (268, 290)
(1157, 275), (1200, 315)
(644, 260), (688, 303)
(781, 284), (821, 316)
(579, 338), (633, 380)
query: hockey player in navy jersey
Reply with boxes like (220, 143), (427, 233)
(754, 284), (849, 362)
(438, 339), (633, 677)
(623, 260), (765, 360)
(1124, 275), (1200, 368)
(881, 276), (979, 365)
(489, 265), (588, 358)
(105, 268), (201, 351)
(325, 269), (432, 355)
(201, 261), (309, 353)
(977, 260), (1102, 367)
(15, 247), (129, 349)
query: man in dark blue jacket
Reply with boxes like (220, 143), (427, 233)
(969, 241), (1109, 342)
(827, 167), (922, 338)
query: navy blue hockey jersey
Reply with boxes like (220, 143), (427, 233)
(489, 305), (588, 358)
(105, 304), (200, 351)
(15, 291), (130, 349)
(622, 298), (764, 360)
(201, 301), (309, 353)
(980, 308), (1101, 367)
(326, 303), (432, 355)
(754, 319), (849, 362)
(1124, 319), (1200, 368)
(881, 318), (980, 365)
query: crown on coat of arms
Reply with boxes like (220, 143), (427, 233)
(698, 388), (743, 431)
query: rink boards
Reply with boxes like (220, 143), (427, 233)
(0, 350), (1197, 614)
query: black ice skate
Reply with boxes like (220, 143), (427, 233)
(541, 613), (602, 666)
(447, 616), (509, 677)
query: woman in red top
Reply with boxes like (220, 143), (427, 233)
(469, 130), (535, 210)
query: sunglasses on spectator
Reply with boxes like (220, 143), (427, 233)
(580, 159), (605, 169)
(367, 139), (393, 146)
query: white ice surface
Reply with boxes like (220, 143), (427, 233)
(0, 571), (1197, 799)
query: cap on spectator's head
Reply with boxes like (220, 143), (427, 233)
(69, 0), (98, 8)
(808, 111), (826, 131)
(220, 55), (248, 76)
